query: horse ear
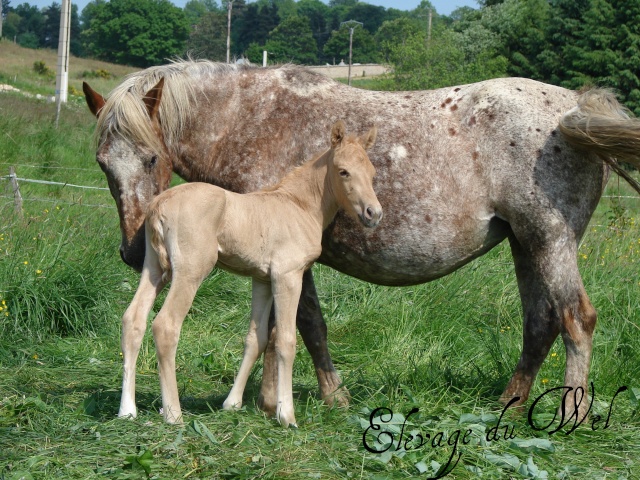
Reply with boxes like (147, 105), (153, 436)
(360, 125), (377, 150)
(143, 78), (165, 120)
(83, 82), (106, 118)
(331, 120), (346, 149)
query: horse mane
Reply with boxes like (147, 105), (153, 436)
(95, 60), (332, 157)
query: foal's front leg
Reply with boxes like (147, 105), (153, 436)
(120, 263), (165, 418)
(259, 270), (348, 414)
(272, 271), (304, 427)
(153, 272), (208, 424)
(223, 280), (273, 410)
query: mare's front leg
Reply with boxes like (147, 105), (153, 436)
(259, 269), (348, 414)
(120, 257), (166, 418)
(272, 271), (304, 427)
(223, 280), (273, 410)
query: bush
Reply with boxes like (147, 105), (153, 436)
(79, 69), (113, 80)
(33, 61), (55, 80)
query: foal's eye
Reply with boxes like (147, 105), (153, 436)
(149, 155), (158, 168)
(339, 169), (350, 178)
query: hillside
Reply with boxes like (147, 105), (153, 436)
(0, 39), (139, 99)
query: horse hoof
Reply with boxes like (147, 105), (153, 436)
(322, 386), (351, 408)
(222, 398), (242, 411)
(257, 394), (277, 416)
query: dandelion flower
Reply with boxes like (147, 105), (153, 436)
(23, 261), (28, 265)
(36, 270), (42, 274)
(541, 378), (549, 385)
(32, 354), (38, 360)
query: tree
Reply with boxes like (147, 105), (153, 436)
(40, 3), (81, 54)
(537, 0), (590, 85)
(186, 10), (226, 60)
(233, 1), (278, 54)
(387, 25), (507, 91)
(297, 0), (330, 57)
(346, 3), (389, 34)
(323, 23), (378, 64)
(184, 0), (209, 25)
(375, 17), (422, 63)
(264, 14), (317, 64)
(1, 0), (10, 37)
(565, 0), (640, 114)
(3, 12), (22, 41)
(474, 0), (550, 79)
(81, 0), (189, 67)
(11, 3), (44, 48)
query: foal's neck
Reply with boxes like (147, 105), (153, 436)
(270, 149), (339, 232)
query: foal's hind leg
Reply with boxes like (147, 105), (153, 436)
(223, 280), (273, 410)
(501, 232), (596, 420)
(258, 270), (348, 415)
(119, 253), (166, 418)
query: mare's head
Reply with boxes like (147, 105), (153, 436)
(329, 121), (382, 228)
(84, 75), (177, 271)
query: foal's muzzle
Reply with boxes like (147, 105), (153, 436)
(360, 205), (383, 228)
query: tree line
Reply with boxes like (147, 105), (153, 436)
(1, 0), (640, 114)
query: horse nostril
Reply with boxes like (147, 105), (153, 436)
(365, 206), (374, 219)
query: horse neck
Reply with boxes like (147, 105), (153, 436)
(270, 149), (339, 231)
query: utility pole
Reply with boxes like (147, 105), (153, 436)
(340, 20), (362, 87)
(55, 0), (71, 127)
(427, 9), (432, 46)
(0, 2), (3, 39)
(226, 0), (234, 63)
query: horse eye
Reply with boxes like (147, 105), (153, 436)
(149, 155), (158, 168)
(339, 169), (349, 178)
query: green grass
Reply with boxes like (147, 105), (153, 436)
(1, 79), (639, 478)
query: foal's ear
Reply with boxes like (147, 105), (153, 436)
(83, 82), (106, 118)
(143, 78), (165, 120)
(360, 125), (377, 150)
(331, 120), (347, 149)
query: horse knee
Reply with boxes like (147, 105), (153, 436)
(561, 292), (597, 345)
(275, 333), (296, 363)
(152, 316), (179, 352)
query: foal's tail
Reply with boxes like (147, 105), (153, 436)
(147, 205), (172, 283)
(559, 88), (640, 193)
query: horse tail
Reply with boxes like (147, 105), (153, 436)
(559, 88), (640, 193)
(147, 203), (172, 283)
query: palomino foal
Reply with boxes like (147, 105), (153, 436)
(119, 121), (381, 426)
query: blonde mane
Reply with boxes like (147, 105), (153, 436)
(95, 60), (253, 155)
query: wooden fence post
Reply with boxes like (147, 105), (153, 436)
(9, 166), (23, 217)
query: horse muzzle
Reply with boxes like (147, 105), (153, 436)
(359, 205), (383, 228)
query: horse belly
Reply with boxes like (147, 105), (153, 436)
(320, 208), (509, 286)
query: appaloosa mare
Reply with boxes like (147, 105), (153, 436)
(84, 60), (640, 420)
(120, 120), (380, 426)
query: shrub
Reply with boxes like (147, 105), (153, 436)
(33, 61), (55, 80)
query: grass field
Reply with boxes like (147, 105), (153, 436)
(1, 44), (639, 479)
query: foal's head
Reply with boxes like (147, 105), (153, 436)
(329, 121), (382, 228)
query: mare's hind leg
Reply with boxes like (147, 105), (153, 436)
(258, 269), (348, 415)
(223, 280), (273, 410)
(500, 232), (597, 420)
(119, 251), (166, 418)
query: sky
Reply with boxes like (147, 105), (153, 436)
(19, 0), (479, 18)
